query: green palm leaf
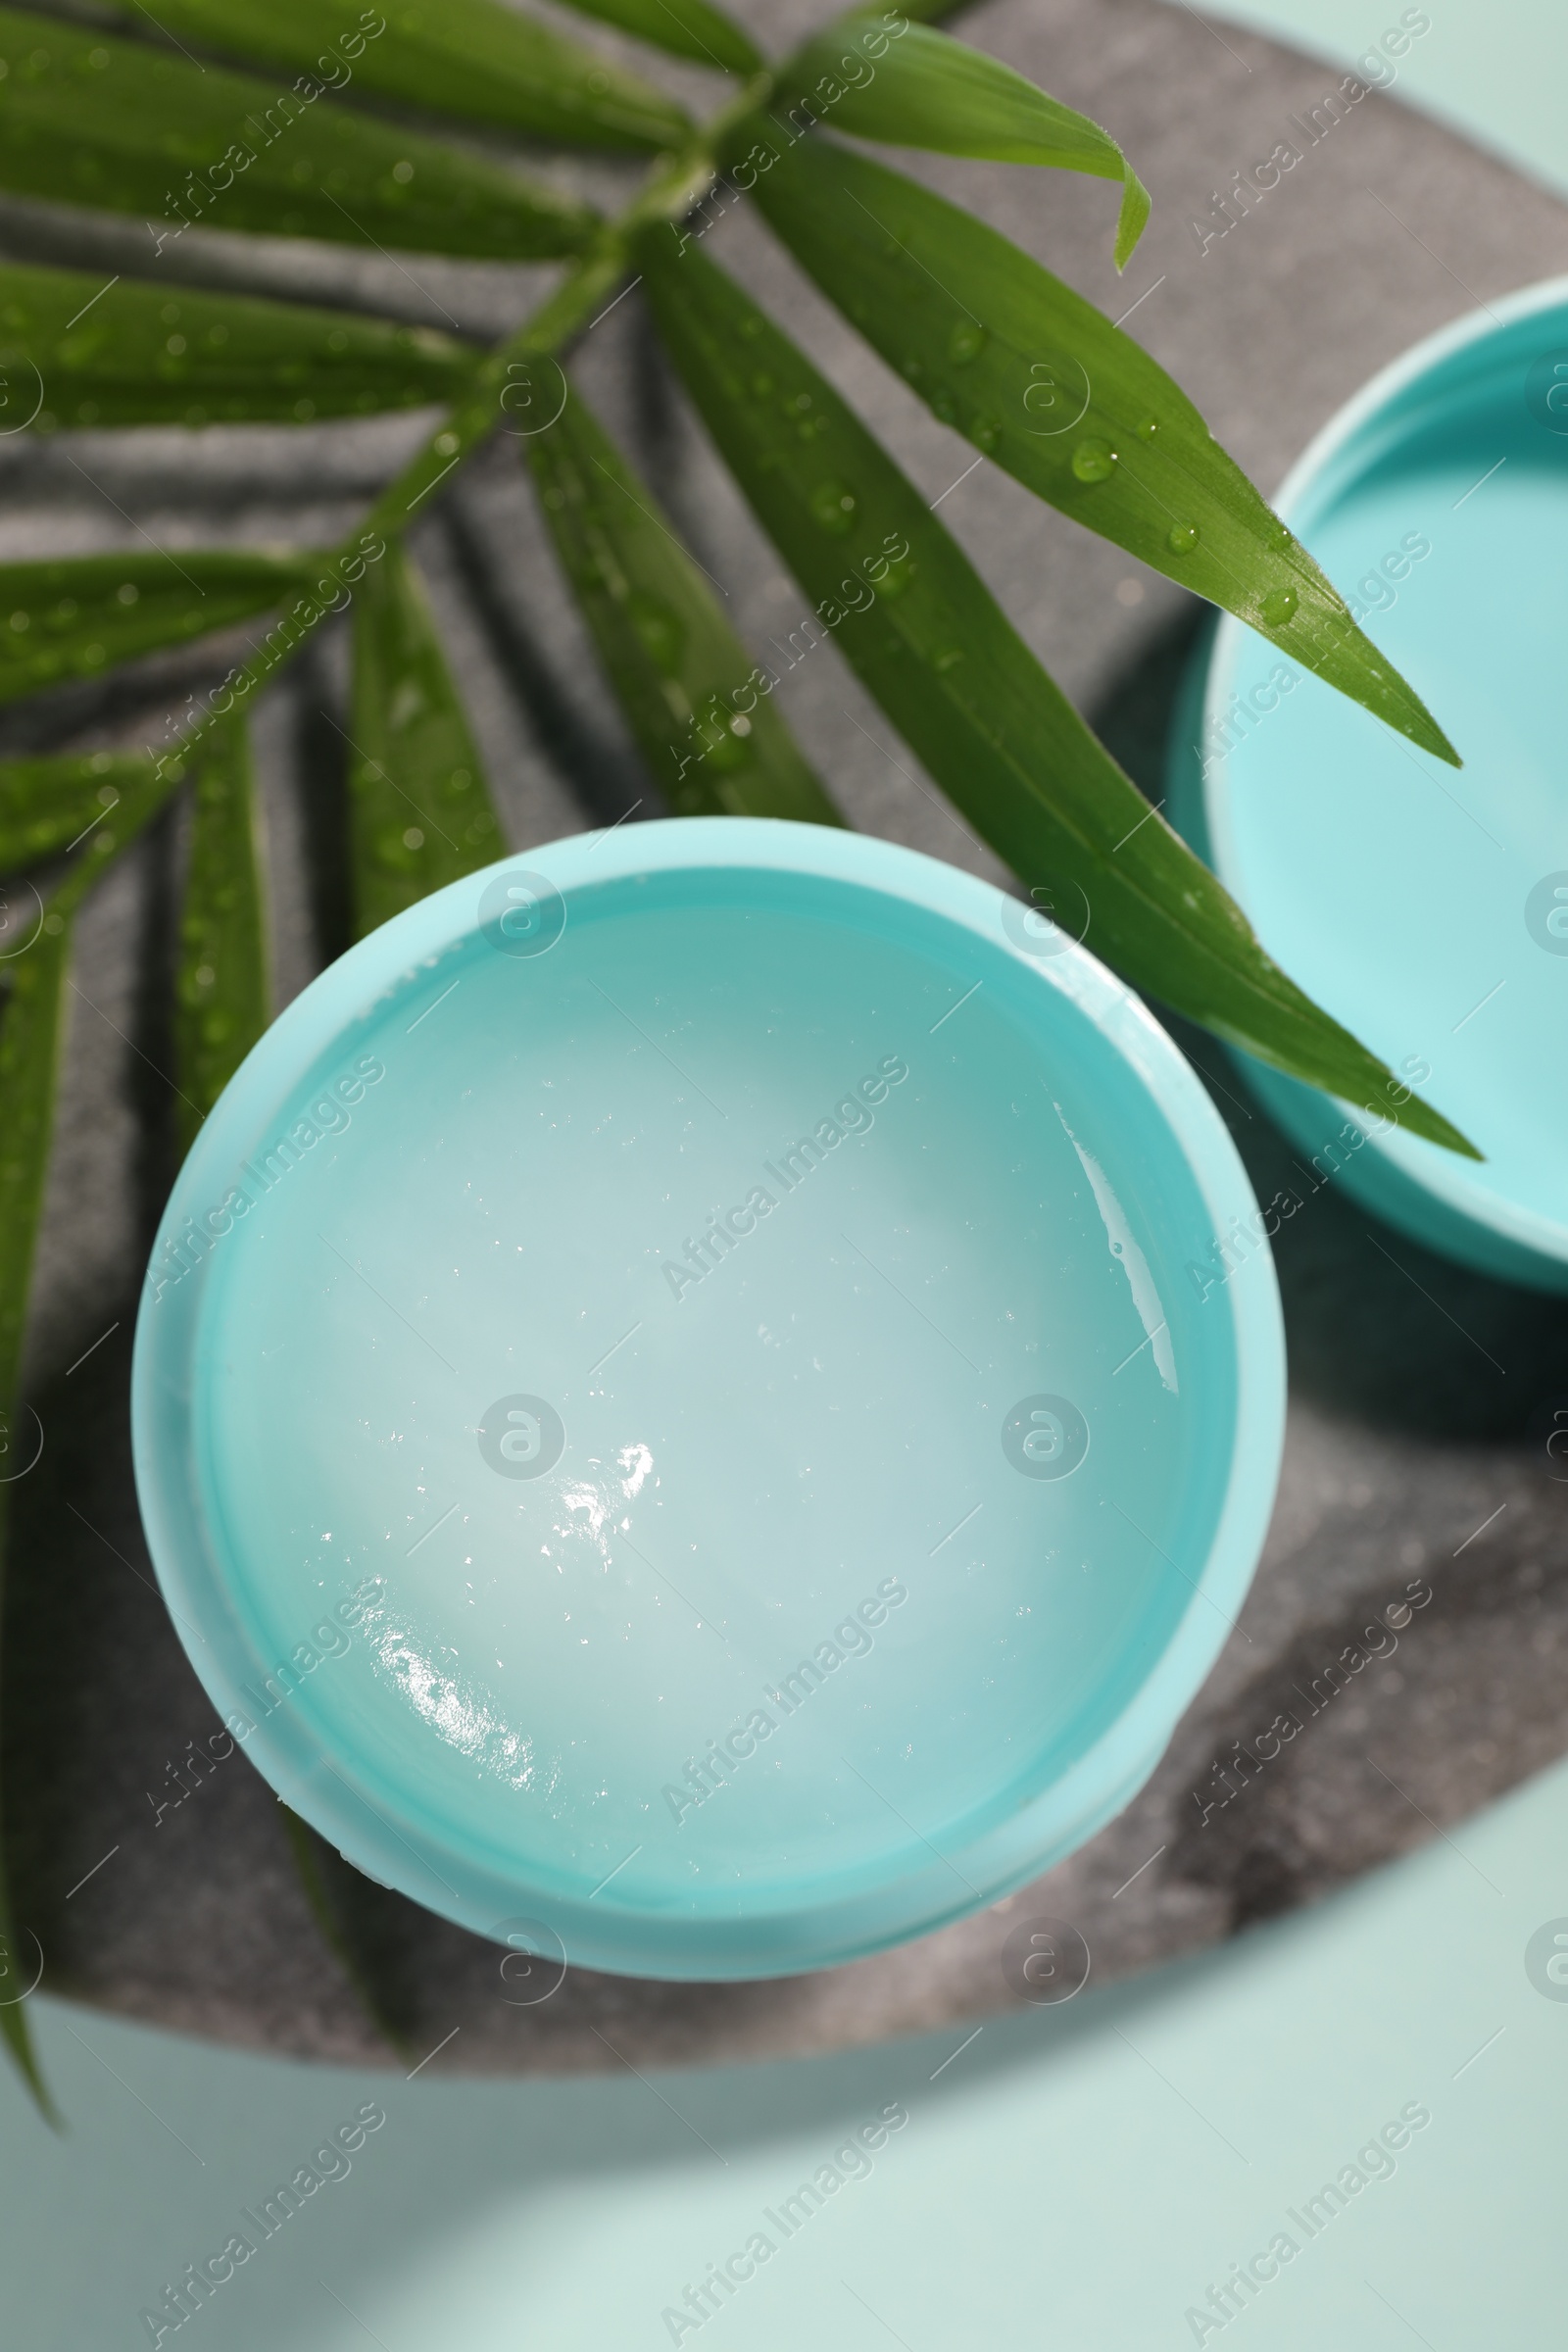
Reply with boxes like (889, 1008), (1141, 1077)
(0, 550), (320, 709)
(0, 264), (478, 433)
(640, 230), (1475, 1154)
(277, 1805), (415, 2065)
(897, 0), (988, 19)
(0, 754), (147, 872)
(0, 906), (74, 2128)
(172, 716), (269, 1155)
(740, 133), (1457, 764)
(552, 0), (762, 77)
(0, 0), (1478, 2121)
(169, 723), (419, 2049)
(0, 758), (187, 1463)
(96, 0), (691, 153)
(0, 755), (187, 2119)
(348, 542), (504, 938)
(528, 381), (843, 823)
(0, 10), (596, 261)
(780, 14), (1148, 267)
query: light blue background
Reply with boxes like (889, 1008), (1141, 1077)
(9, 6), (1565, 2345)
(7, 1756), (1566, 2348)
(1215, 0), (1568, 202)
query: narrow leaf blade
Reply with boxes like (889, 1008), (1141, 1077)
(97, 0), (691, 154)
(168, 724), (411, 2070)
(0, 752), (186, 2119)
(741, 134), (1457, 764)
(348, 544), (504, 939)
(172, 715), (269, 1155)
(527, 381), (844, 824)
(0, 921), (72, 1510)
(278, 1805), (415, 2064)
(0, 263), (478, 434)
(0, 10), (596, 262)
(0, 915), (72, 2125)
(0, 757), (184, 1389)
(0, 1779), (54, 2121)
(552, 0), (762, 77)
(0, 753), (146, 872)
(639, 232), (1475, 1155)
(0, 766), (187, 1376)
(0, 549), (319, 710)
(781, 15), (1148, 266)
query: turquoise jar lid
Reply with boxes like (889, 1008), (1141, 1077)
(1170, 275), (1568, 1293)
(132, 818), (1283, 1979)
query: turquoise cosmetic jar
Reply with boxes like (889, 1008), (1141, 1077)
(132, 817), (1283, 1979)
(1170, 276), (1568, 1293)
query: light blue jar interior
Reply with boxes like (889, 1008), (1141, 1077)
(1169, 276), (1568, 1291)
(132, 819), (1282, 1979)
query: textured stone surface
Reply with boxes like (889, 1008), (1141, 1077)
(2, 0), (1566, 2076)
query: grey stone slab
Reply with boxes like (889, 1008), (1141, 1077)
(4, 0), (1567, 2076)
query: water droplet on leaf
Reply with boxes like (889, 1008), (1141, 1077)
(1166, 522), (1200, 555)
(1260, 586), (1298, 627)
(947, 321), (986, 366)
(699, 697), (751, 771)
(808, 480), (856, 535)
(628, 593), (682, 671)
(374, 825), (414, 867)
(1071, 438), (1116, 483)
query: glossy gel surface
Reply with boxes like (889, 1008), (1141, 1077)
(1173, 276), (1568, 1290)
(133, 821), (1282, 1977)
